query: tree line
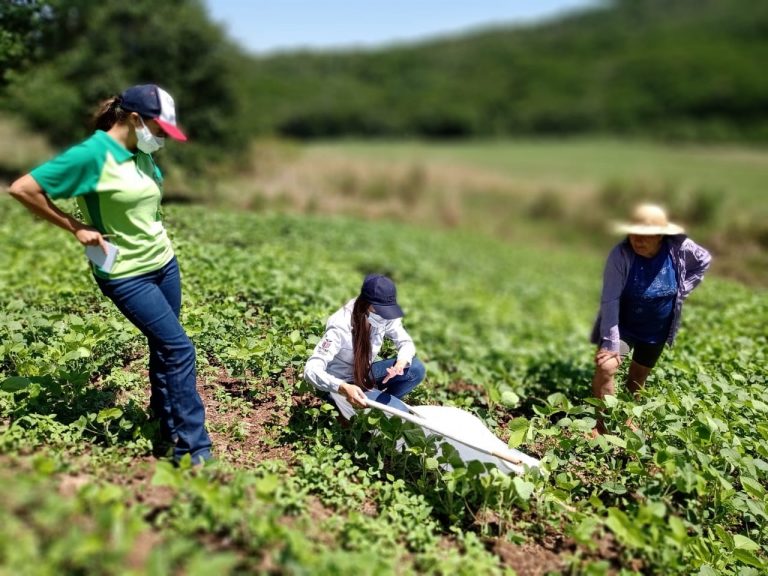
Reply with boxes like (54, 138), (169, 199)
(0, 0), (250, 172)
(241, 0), (768, 142)
(2, 0), (767, 173)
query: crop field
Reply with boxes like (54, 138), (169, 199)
(0, 196), (766, 575)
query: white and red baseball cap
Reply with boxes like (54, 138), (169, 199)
(119, 84), (188, 141)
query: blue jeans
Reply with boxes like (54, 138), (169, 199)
(95, 257), (212, 463)
(370, 357), (426, 399)
(322, 357), (426, 414)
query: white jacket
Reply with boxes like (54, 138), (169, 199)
(303, 298), (416, 393)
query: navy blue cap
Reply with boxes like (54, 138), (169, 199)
(360, 274), (404, 319)
(119, 84), (187, 141)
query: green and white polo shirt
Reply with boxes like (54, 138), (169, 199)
(30, 130), (174, 280)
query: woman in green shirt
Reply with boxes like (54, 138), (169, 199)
(8, 84), (212, 464)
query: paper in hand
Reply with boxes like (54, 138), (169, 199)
(85, 241), (119, 273)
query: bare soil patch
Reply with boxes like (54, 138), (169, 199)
(492, 539), (565, 576)
(198, 367), (321, 467)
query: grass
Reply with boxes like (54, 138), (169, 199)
(308, 138), (768, 216)
(0, 114), (54, 179)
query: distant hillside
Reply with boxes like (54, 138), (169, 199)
(241, 0), (768, 142)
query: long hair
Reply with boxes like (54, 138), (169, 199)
(351, 297), (374, 390)
(92, 96), (130, 132)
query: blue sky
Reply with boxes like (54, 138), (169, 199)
(204, 0), (600, 54)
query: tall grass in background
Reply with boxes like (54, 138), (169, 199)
(0, 115), (53, 181)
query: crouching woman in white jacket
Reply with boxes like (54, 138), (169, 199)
(303, 274), (426, 419)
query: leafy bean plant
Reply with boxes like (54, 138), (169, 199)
(1, 198), (766, 574)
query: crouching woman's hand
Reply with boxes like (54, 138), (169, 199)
(339, 383), (367, 408)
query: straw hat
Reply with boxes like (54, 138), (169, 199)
(613, 203), (685, 236)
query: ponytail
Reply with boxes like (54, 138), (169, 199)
(351, 297), (374, 389)
(92, 95), (129, 132)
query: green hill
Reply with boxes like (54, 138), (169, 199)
(242, 0), (768, 142)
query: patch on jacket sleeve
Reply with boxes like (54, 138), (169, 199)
(316, 335), (337, 358)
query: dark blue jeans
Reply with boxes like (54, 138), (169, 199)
(323, 357), (426, 415)
(370, 357), (426, 399)
(95, 257), (212, 463)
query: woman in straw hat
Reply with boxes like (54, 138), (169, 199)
(590, 203), (711, 435)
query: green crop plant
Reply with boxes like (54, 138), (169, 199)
(0, 197), (766, 574)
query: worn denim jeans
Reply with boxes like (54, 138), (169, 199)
(95, 257), (212, 463)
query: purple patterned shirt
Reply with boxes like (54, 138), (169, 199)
(591, 235), (712, 353)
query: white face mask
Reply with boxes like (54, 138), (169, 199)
(367, 312), (387, 330)
(135, 117), (165, 154)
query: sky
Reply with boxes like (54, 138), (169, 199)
(204, 0), (600, 55)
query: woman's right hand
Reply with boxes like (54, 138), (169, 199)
(74, 225), (108, 254)
(339, 383), (368, 408)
